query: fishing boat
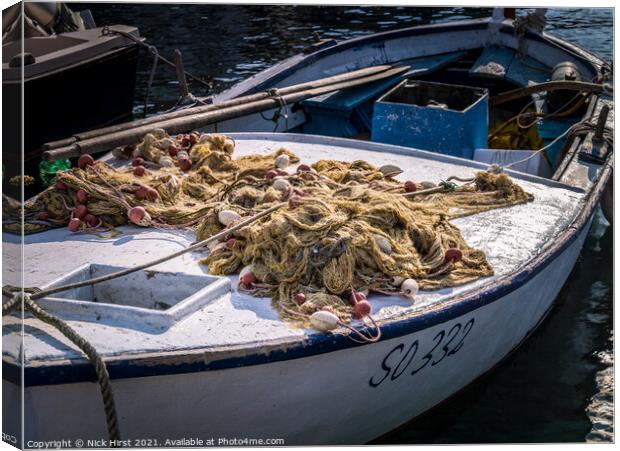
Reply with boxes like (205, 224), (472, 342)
(2, 2), (140, 195)
(2, 9), (613, 446)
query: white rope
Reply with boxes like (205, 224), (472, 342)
(494, 120), (581, 170)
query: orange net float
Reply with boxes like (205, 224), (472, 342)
(77, 154), (95, 169)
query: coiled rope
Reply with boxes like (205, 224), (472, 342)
(3, 290), (120, 442)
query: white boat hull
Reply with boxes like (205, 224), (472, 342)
(5, 218), (592, 446)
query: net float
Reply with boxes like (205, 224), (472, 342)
(128, 206), (150, 225)
(77, 154), (94, 169)
(159, 137), (174, 150)
(135, 185), (150, 200)
(146, 187), (159, 202)
(379, 164), (403, 177)
(265, 170), (278, 179)
(293, 293), (306, 305)
(445, 248), (463, 263)
(349, 290), (366, 306)
(168, 144), (179, 157)
(76, 189), (88, 204)
(37, 211), (49, 221)
(404, 180), (417, 192)
(73, 204), (88, 220)
(178, 158), (192, 172)
(226, 238), (237, 249)
(310, 310), (339, 331)
(239, 265), (257, 287)
(401, 278), (419, 299)
(297, 164), (311, 173)
(133, 165), (146, 176)
(374, 235), (392, 254)
(159, 156), (174, 167)
(68, 218), (82, 232)
(151, 129), (166, 139)
(132, 157), (145, 167)
(176, 150), (189, 160)
(353, 299), (372, 319)
(275, 169), (288, 176)
(218, 209), (241, 227)
(197, 133), (211, 144)
(189, 132), (199, 145)
(84, 214), (99, 227)
(54, 180), (67, 190)
(272, 178), (290, 192)
(391, 276), (405, 286)
(275, 154), (290, 169)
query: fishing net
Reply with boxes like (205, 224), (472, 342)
(5, 130), (533, 328)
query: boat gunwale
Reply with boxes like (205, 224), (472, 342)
(2, 26), (141, 83)
(216, 18), (493, 99)
(216, 16), (605, 102)
(3, 132), (611, 387)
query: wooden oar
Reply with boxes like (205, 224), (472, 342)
(43, 65), (409, 161)
(490, 80), (612, 106)
(43, 64), (402, 151)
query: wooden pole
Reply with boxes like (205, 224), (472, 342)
(173, 49), (190, 98)
(42, 64), (399, 151)
(43, 66), (408, 161)
(490, 81), (612, 106)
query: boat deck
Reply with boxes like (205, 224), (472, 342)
(2, 134), (586, 365)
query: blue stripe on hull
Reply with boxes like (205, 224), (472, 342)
(3, 191), (599, 387)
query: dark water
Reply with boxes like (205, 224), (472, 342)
(76, 4), (614, 443)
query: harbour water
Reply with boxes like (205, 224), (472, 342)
(77, 4), (614, 443)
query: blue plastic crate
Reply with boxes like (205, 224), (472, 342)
(371, 80), (489, 159)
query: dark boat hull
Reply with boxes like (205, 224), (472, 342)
(2, 44), (138, 197)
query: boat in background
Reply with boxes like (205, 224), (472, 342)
(2, 2), (140, 196)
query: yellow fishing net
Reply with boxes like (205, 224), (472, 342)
(5, 131), (533, 327)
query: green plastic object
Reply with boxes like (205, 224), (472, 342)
(39, 159), (71, 186)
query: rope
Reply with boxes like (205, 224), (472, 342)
(338, 316), (382, 343)
(493, 118), (610, 171)
(277, 299), (381, 343)
(3, 291), (120, 442)
(490, 81), (612, 107)
(143, 45), (159, 118)
(26, 203), (287, 301)
(10, 131), (533, 335)
(260, 89), (290, 131)
(102, 26), (212, 90)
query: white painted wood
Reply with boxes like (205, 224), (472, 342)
(2, 135), (585, 365)
(37, 263), (231, 332)
(3, 220), (591, 445)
